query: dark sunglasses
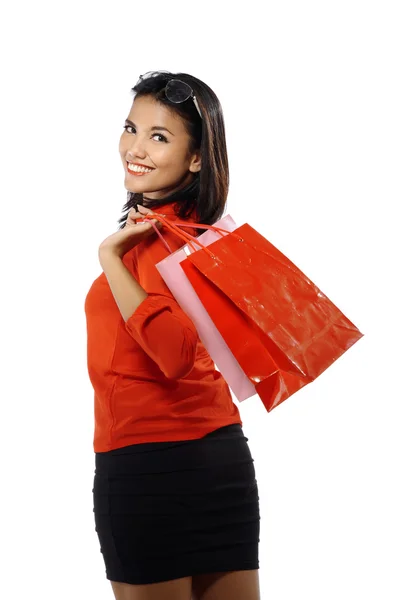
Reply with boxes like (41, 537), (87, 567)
(137, 70), (202, 119)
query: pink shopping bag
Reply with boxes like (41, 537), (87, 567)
(154, 215), (256, 402)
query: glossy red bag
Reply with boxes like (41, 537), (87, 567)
(146, 214), (364, 412)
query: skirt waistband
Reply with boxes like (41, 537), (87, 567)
(94, 424), (252, 475)
(96, 424), (245, 456)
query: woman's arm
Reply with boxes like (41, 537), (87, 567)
(99, 239), (199, 380)
(99, 250), (148, 320)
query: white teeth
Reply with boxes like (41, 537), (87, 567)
(128, 163), (153, 173)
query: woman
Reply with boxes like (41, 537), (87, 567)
(85, 71), (261, 600)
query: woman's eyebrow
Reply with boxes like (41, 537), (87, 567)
(125, 119), (175, 136)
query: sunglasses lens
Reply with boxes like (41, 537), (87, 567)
(165, 79), (192, 103)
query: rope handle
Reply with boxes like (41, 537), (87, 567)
(163, 219), (233, 237)
(151, 214), (242, 242)
(145, 220), (174, 253)
(141, 214), (217, 257)
(169, 219), (244, 247)
(142, 216), (203, 254)
(140, 212), (241, 258)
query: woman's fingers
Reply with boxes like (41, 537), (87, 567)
(126, 205), (164, 231)
(127, 205), (153, 224)
(126, 208), (142, 226)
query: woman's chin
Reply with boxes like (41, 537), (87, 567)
(124, 179), (147, 193)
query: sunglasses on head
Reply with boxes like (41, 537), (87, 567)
(136, 70), (202, 119)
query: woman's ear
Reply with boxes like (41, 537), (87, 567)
(189, 151), (201, 173)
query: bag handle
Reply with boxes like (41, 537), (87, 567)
(141, 214), (219, 258)
(144, 219), (199, 254)
(151, 214), (243, 243)
(142, 216), (204, 254)
(141, 212), (242, 259)
(163, 219), (233, 237)
(145, 220), (175, 254)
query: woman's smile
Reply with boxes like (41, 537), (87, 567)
(127, 162), (156, 176)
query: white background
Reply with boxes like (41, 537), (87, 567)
(1, 1), (399, 598)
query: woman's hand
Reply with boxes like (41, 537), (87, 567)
(98, 205), (163, 260)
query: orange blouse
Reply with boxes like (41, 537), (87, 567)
(84, 202), (242, 452)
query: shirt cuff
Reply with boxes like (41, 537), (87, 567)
(125, 293), (174, 329)
(124, 293), (198, 380)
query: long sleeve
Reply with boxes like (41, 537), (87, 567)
(124, 224), (199, 380)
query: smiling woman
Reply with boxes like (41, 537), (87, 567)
(85, 70), (261, 600)
(117, 70), (229, 228)
(119, 94), (201, 209)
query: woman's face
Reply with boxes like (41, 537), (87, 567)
(119, 95), (201, 200)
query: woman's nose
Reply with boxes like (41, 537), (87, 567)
(128, 135), (147, 157)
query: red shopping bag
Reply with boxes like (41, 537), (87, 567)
(153, 215), (256, 401)
(145, 214), (364, 412)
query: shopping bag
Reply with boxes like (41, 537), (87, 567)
(152, 215), (256, 401)
(146, 214), (364, 412)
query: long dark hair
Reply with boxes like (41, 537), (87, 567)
(117, 70), (229, 230)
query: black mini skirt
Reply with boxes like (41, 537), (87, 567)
(92, 423), (260, 585)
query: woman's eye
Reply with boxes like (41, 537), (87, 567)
(152, 133), (167, 143)
(123, 126), (167, 142)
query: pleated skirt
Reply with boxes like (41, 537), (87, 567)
(92, 423), (260, 585)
